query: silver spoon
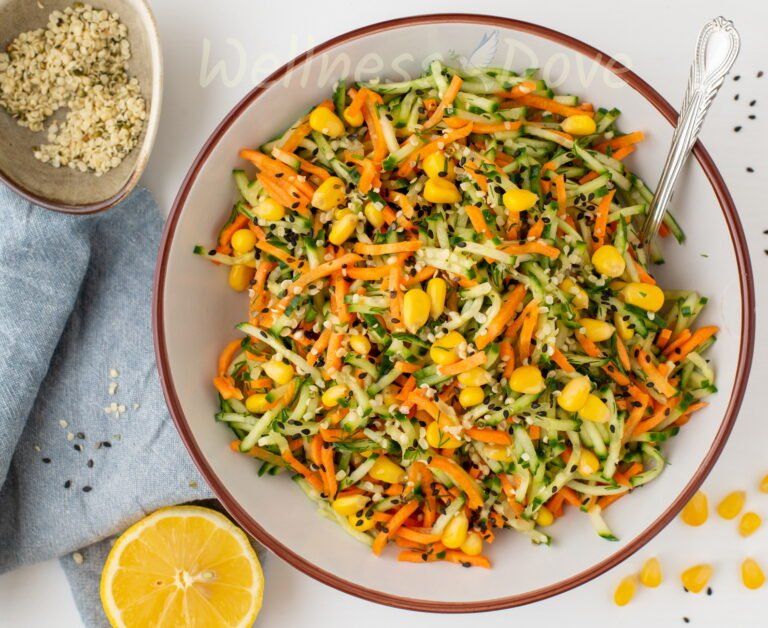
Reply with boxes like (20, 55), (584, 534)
(639, 17), (740, 247)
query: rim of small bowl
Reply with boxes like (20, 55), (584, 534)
(152, 13), (755, 613)
(0, 0), (163, 214)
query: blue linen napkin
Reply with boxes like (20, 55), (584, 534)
(0, 184), (213, 626)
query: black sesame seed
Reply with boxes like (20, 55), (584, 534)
(82, 486), (92, 493)
(73, 444), (82, 452)
(734, 74), (741, 81)
(64, 480), (72, 489)
(749, 114), (756, 120)
(102, 441), (112, 448)
(706, 586), (712, 596)
(42, 457), (51, 464)
(683, 618), (690, 624)
(759, 71), (764, 78)
(750, 99), (757, 106)
(734, 125), (742, 132)
(747, 167), (754, 173)
(87, 459), (94, 468)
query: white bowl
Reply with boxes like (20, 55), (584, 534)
(153, 14), (755, 612)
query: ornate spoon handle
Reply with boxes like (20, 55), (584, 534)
(639, 17), (740, 246)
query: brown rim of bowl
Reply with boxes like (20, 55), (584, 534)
(0, 0), (162, 215)
(153, 13), (755, 613)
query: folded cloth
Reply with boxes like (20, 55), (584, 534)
(0, 185), (212, 626)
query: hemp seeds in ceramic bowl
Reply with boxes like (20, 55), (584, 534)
(0, 3), (146, 175)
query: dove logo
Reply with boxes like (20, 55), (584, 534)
(454, 30), (500, 71)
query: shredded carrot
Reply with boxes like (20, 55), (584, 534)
(667, 326), (718, 363)
(437, 351), (487, 377)
(593, 131), (645, 153)
(501, 241), (561, 259)
(282, 449), (324, 492)
(475, 284), (526, 349)
(429, 456), (484, 509)
(551, 348), (575, 373)
(592, 190), (615, 248)
(217, 214), (249, 253)
(423, 74), (463, 129)
(353, 241), (421, 256)
(465, 204), (493, 239)
(217, 339), (243, 376)
(213, 375), (243, 400)
(503, 92), (594, 118)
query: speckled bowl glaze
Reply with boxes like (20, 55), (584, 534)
(0, 0), (161, 213)
(154, 14), (754, 613)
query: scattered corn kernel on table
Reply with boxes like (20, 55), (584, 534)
(1, 0), (766, 625)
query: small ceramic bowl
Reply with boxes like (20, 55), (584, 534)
(154, 14), (755, 612)
(0, 0), (162, 213)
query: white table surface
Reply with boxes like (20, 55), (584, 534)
(2, 0), (766, 625)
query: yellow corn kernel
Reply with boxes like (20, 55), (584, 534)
(403, 288), (431, 333)
(639, 557), (663, 588)
(349, 334), (371, 356)
(681, 491), (709, 526)
(502, 188), (538, 213)
(342, 105), (364, 127)
(333, 207), (353, 220)
(230, 228), (257, 253)
(739, 512), (762, 537)
(760, 474), (768, 493)
(364, 201), (385, 228)
(556, 375), (591, 413)
(622, 282), (665, 312)
(579, 318), (615, 342)
(423, 178), (462, 204)
(592, 244), (626, 278)
(422, 150), (455, 180)
(460, 531), (483, 556)
(255, 197), (285, 221)
(535, 506), (554, 527)
(228, 264), (254, 292)
(613, 576), (636, 606)
(245, 393), (269, 414)
(425, 421), (462, 450)
(321, 384), (349, 408)
(309, 105), (345, 137)
(742, 558), (765, 590)
(681, 564), (713, 593)
(561, 114), (597, 136)
(578, 394), (611, 423)
(484, 444), (514, 462)
(717, 490), (746, 520)
(560, 277), (589, 309)
(311, 176), (347, 211)
(441, 512), (469, 549)
(332, 494), (369, 516)
(459, 386), (485, 408)
(369, 456), (406, 484)
(458, 367), (491, 388)
(509, 365), (545, 395)
(578, 449), (600, 475)
(348, 511), (375, 532)
(426, 277), (447, 319)
(328, 213), (358, 246)
(614, 311), (635, 341)
(429, 331), (465, 366)
(263, 360), (294, 385)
